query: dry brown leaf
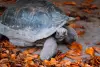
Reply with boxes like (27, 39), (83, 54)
(69, 23), (85, 29)
(0, 64), (8, 67)
(43, 60), (51, 66)
(55, 64), (62, 67)
(55, 53), (66, 61)
(83, 0), (94, 4)
(50, 58), (58, 65)
(84, 64), (93, 67)
(70, 62), (80, 67)
(0, 40), (16, 50)
(0, 53), (8, 58)
(24, 56), (33, 62)
(66, 49), (81, 56)
(53, 2), (63, 6)
(70, 42), (82, 51)
(22, 50), (29, 55)
(83, 9), (92, 14)
(93, 56), (100, 65)
(89, 56), (100, 66)
(76, 30), (85, 36)
(10, 54), (16, 61)
(90, 4), (98, 9)
(96, 42), (100, 45)
(0, 58), (9, 64)
(85, 47), (94, 56)
(27, 48), (37, 54)
(76, 16), (81, 21)
(66, 55), (82, 61)
(63, 1), (76, 6)
(93, 46), (100, 54)
(32, 54), (39, 59)
(60, 60), (71, 66)
(81, 0), (94, 7)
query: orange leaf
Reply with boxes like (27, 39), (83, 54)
(84, 64), (93, 67)
(55, 53), (66, 61)
(83, 0), (94, 4)
(93, 46), (100, 54)
(85, 47), (94, 56)
(22, 50), (29, 55)
(11, 54), (16, 60)
(50, 58), (58, 65)
(76, 30), (85, 36)
(24, 57), (33, 62)
(27, 48), (37, 54)
(63, 1), (76, 6)
(70, 62), (80, 67)
(32, 54), (39, 59)
(96, 42), (100, 45)
(43, 60), (51, 66)
(70, 42), (82, 51)
(60, 60), (71, 66)
(53, 2), (63, 6)
(90, 4), (98, 9)
(69, 23), (84, 29)
(83, 9), (92, 14)
(1, 53), (8, 58)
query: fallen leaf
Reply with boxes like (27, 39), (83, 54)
(90, 4), (98, 9)
(50, 58), (58, 65)
(70, 42), (82, 51)
(66, 50), (82, 60)
(90, 56), (100, 66)
(93, 46), (100, 54)
(69, 23), (85, 29)
(0, 64), (8, 67)
(83, 9), (92, 14)
(93, 56), (100, 65)
(70, 62), (80, 67)
(84, 64), (93, 67)
(10, 54), (16, 61)
(0, 40), (16, 50)
(96, 42), (100, 45)
(24, 56), (33, 62)
(85, 47), (94, 57)
(63, 1), (76, 6)
(53, 2), (63, 6)
(43, 60), (51, 66)
(27, 48), (38, 54)
(67, 49), (82, 56)
(55, 53), (66, 61)
(32, 54), (39, 59)
(22, 50), (29, 55)
(60, 60), (71, 66)
(76, 30), (85, 36)
(0, 53), (8, 58)
(83, 0), (94, 4)
(76, 16), (81, 21)
(0, 58), (9, 64)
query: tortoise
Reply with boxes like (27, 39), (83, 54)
(0, 0), (78, 60)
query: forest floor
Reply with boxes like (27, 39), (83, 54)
(0, 0), (100, 67)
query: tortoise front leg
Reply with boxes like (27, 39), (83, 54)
(40, 37), (57, 60)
